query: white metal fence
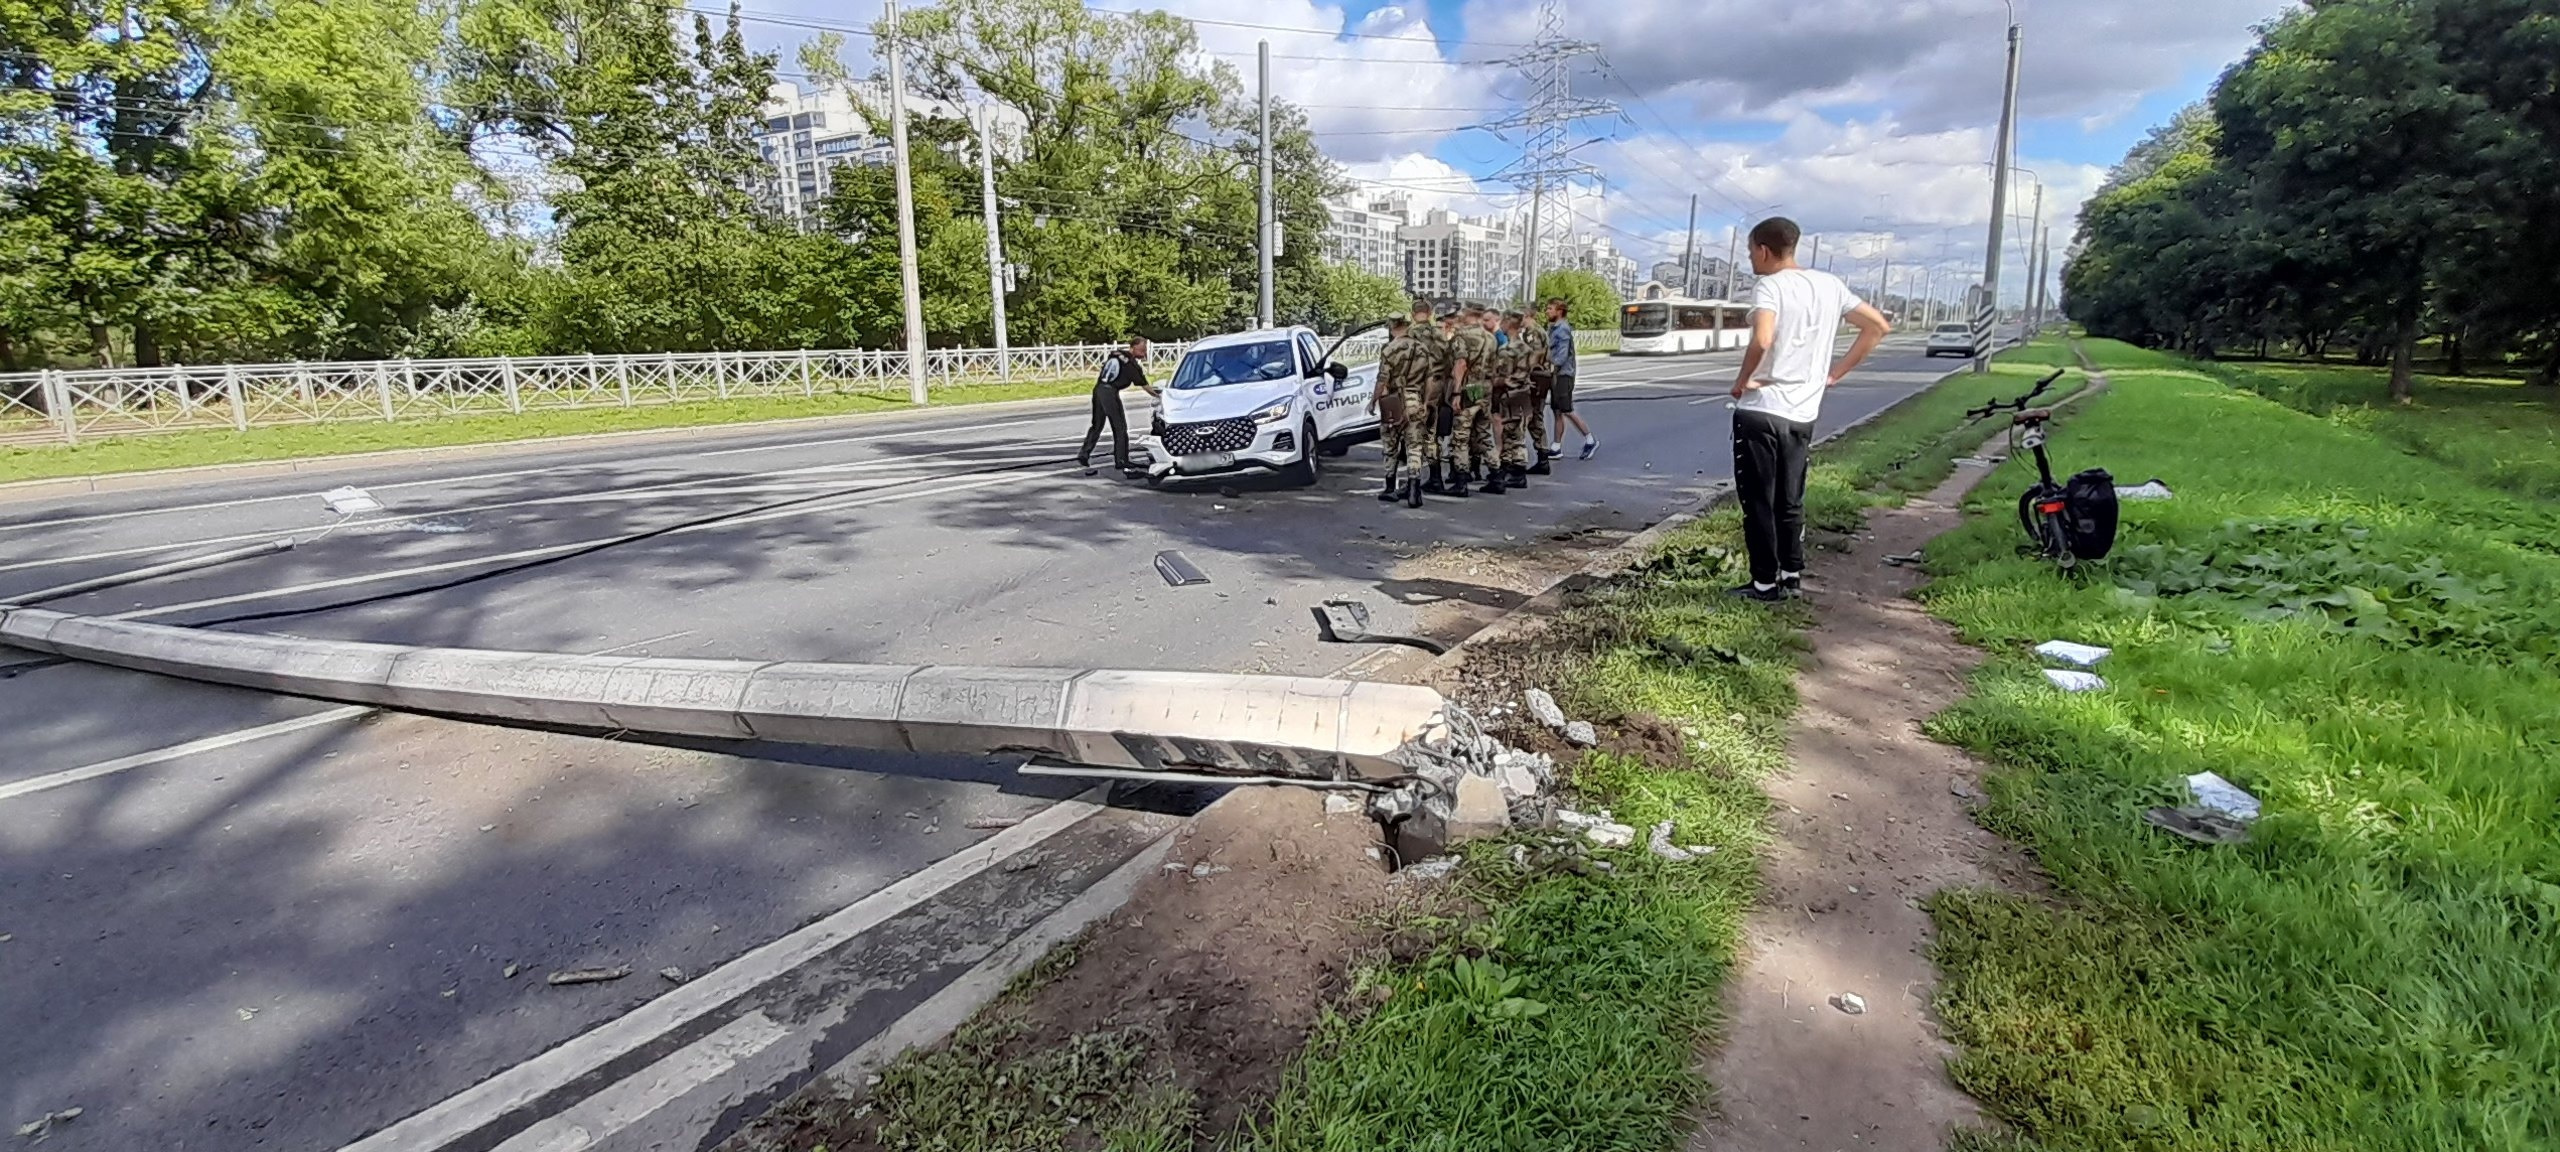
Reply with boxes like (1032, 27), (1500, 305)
(0, 329), (1620, 447)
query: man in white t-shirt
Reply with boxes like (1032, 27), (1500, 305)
(1727, 217), (1892, 601)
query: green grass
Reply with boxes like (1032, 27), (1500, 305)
(0, 377), (1092, 485)
(1917, 340), (2560, 1151)
(1806, 333), (2091, 534)
(1237, 507), (1794, 1152)
(2217, 359), (2560, 503)
(1232, 343), (2079, 1152)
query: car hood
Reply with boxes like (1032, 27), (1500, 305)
(1157, 378), (1302, 424)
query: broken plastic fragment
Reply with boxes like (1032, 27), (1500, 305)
(546, 966), (632, 987)
(2041, 669), (2107, 692)
(320, 485), (383, 515)
(2185, 771), (2262, 821)
(2035, 640), (2112, 668)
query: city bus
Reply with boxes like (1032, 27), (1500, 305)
(1617, 297), (1750, 355)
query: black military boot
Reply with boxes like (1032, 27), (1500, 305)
(1378, 472), (1401, 501)
(1446, 461), (1472, 497)
(1508, 464), (1530, 488)
(1404, 477), (1424, 508)
(1528, 458), (1553, 476)
(1479, 469), (1507, 495)
(1422, 463), (1448, 496)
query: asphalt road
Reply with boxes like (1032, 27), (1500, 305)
(0, 338), (1950, 1151)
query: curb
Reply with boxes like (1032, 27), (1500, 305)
(0, 389), (1101, 507)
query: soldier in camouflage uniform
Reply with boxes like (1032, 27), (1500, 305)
(1422, 307), (1463, 497)
(1447, 304), (1502, 496)
(1496, 311), (1535, 487)
(1521, 310), (1555, 476)
(1369, 314), (1429, 507)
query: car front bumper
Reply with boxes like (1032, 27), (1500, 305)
(1142, 420), (1301, 477)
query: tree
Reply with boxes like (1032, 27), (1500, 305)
(1536, 269), (1620, 331)
(893, 0), (1333, 342)
(1293, 263), (1407, 336)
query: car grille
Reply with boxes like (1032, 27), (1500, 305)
(1162, 417), (1258, 456)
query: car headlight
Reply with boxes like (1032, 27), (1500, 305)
(1249, 399), (1294, 425)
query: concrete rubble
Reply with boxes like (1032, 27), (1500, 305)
(1558, 808), (1636, 848)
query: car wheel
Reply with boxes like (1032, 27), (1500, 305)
(1281, 421), (1322, 487)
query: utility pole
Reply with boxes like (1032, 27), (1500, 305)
(1485, 0), (1614, 311)
(1522, 181), (1544, 307)
(1806, 232), (1819, 270)
(1256, 40), (1274, 328)
(1977, 4), (2023, 372)
(1679, 194), (1698, 298)
(884, 0), (928, 405)
(2022, 180), (2043, 341)
(975, 106), (1011, 380)
(1723, 226), (1739, 300)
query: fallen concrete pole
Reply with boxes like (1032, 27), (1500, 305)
(0, 608), (1447, 782)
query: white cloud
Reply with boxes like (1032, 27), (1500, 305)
(1462, 0), (2292, 132)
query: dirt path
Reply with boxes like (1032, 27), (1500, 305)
(1690, 459), (2041, 1152)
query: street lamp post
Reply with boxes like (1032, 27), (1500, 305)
(1976, 0), (2024, 373)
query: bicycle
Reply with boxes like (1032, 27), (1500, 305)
(1965, 368), (2115, 570)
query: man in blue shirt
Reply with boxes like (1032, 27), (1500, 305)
(1543, 298), (1597, 460)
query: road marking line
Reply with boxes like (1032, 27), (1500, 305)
(0, 415), (1070, 536)
(0, 631), (697, 804)
(0, 440), (1064, 577)
(336, 795), (1104, 1152)
(490, 1011), (793, 1152)
(118, 466), (1081, 621)
(0, 706), (372, 804)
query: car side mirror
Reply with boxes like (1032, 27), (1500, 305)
(1326, 361), (1349, 382)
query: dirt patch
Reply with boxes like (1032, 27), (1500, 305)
(728, 787), (1401, 1151)
(1687, 455), (2044, 1152)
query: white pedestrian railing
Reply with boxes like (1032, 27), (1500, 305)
(0, 330), (1619, 447)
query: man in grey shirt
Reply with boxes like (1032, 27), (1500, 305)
(1543, 298), (1597, 460)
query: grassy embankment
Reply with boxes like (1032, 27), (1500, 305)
(1920, 339), (2560, 1150)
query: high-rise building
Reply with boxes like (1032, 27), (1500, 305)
(1573, 236), (1641, 301)
(1397, 208), (1520, 302)
(751, 82), (1020, 227)
(1321, 193), (1406, 280)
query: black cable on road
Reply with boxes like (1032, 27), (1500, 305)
(183, 449), (1087, 630)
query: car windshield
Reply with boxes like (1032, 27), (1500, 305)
(1935, 323), (1970, 335)
(1170, 340), (1297, 390)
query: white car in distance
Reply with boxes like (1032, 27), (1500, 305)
(1141, 326), (1381, 487)
(1926, 321), (1979, 358)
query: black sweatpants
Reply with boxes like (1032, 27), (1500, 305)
(1733, 408), (1815, 586)
(1079, 384), (1130, 468)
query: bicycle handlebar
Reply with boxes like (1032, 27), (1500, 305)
(1965, 368), (2070, 422)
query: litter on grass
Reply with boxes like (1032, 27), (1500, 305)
(2042, 668), (2107, 692)
(2116, 479), (2175, 501)
(2185, 771), (2262, 821)
(2142, 806), (2252, 846)
(2035, 640), (2112, 667)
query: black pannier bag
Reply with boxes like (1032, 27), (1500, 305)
(2062, 468), (2120, 560)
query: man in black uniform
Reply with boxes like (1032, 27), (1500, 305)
(1079, 337), (1158, 476)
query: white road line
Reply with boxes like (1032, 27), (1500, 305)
(0, 706), (372, 804)
(116, 466), (1083, 621)
(490, 1012), (793, 1152)
(0, 414), (1072, 536)
(0, 442), (1063, 578)
(336, 795), (1104, 1152)
(0, 631), (695, 806)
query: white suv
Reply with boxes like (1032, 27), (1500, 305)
(1141, 326), (1381, 487)
(1926, 321), (1979, 358)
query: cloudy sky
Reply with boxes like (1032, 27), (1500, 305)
(743, 0), (2293, 306)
